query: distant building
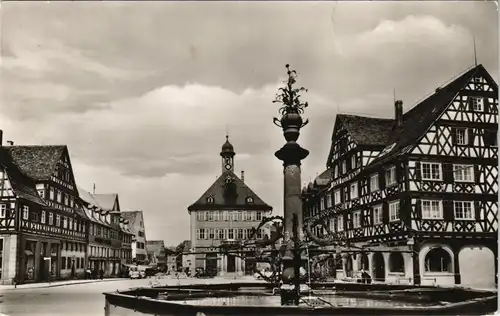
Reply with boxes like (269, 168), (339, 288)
(187, 136), (272, 276)
(146, 240), (166, 270)
(121, 211), (148, 264)
(303, 64), (498, 289)
(78, 188), (123, 276)
(119, 218), (134, 267)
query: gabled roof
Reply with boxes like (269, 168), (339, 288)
(326, 115), (393, 166)
(314, 168), (332, 187)
(91, 193), (119, 212)
(146, 240), (165, 254)
(4, 145), (66, 181)
(187, 170), (272, 211)
(0, 148), (46, 206)
(121, 211), (143, 228)
(370, 64), (493, 166)
(77, 186), (111, 226)
(335, 115), (394, 146)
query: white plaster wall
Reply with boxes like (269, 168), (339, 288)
(1, 234), (17, 284)
(459, 245), (496, 289)
(60, 248), (85, 278)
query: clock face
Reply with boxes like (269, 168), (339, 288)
(225, 164), (232, 170)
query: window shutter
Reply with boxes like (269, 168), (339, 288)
(379, 170), (386, 189)
(474, 165), (480, 183)
(467, 97), (473, 111)
(382, 201), (389, 224)
(451, 128), (457, 145)
(415, 199), (422, 219)
(400, 198), (410, 224)
(415, 162), (422, 180)
(468, 128), (474, 145)
(474, 201), (480, 220)
(484, 98), (490, 114)
(443, 163), (454, 184)
(395, 163), (402, 183)
(443, 200), (454, 221)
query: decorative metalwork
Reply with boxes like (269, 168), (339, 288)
(273, 64), (309, 129)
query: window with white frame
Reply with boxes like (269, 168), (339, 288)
(197, 228), (205, 240)
(353, 211), (361, 228)
(22, 206), (29, 220)
(351, 155), (357, 169)
(228, 228), (234, 239)
(334, 189), (341, 205)
(56, 190), (62, 203)
(337, 216), (344, 231)
(218, 229), (224, 239)
(209, 228), (215, 239)
(373, 205), (383, 225)
(41, 211), (46, 224)
(223, 211), (229, 221)
(236, 211), (243, 221)
(320, 197), (325, 210)
(49, 213), (53, 225)
(334, 165), (338, 178)
(326, 193), (332, 208)
(63, 217), (68, 229)
(455, 128), (468, 145)
(454, 201), (474, 220)
(453, 164), (474, 182)
(0, 204), (6, 218)
(329, 218), (335, 232)
(64, 194), (69, 206)
(389, 201), (400, 222)
(472, 96), (484, 112)
(370, 174), (379, 191)
(385, 166), (397, 186)
(196, 212), (204, 221)
(421, 162), (442, 180)
(56, 214), (60, 226)
(49, 188), (54, 200)
(350, 182), (358, 199)
(422, 200), (443, 219)
(256, 211), (262, 221)
(342, 160), (347, 174)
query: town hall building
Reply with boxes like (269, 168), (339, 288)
(303, 64), (498, 289)
(187, 136), (273, 276)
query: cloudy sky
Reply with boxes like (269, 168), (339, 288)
(0, 1), (497, 246)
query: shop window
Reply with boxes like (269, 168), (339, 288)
(389, 252), (405, 273)
(425, 248), (452, 272)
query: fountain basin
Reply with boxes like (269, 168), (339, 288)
(103, 282), (497, 315)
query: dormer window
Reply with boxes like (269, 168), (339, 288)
(207, 196), (215, 204)
(246, 196), (254, 204)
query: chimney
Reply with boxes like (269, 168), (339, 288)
(241, 170), (245, 182)
(6, 141), (14, 146)
(0, 130), (3, 147)
(394, 100), (403, 129)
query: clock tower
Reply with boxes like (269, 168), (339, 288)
(220, 135), (235, 173)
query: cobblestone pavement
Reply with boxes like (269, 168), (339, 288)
(0, 276), (262, 316)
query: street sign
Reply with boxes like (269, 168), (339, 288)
(44, 257), (51, 260)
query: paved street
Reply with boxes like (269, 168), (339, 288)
(0, 276), (260, 316)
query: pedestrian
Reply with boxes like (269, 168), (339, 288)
(99, 269), (104, 280)
(86, 268), (91, 280)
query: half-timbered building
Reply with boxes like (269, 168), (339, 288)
(78, 188), (124, 276)
(121, 211), (148, 264)
(0, 142), (88, 284)
(303, 64), (498, 289)
(187, 136), (273, 276)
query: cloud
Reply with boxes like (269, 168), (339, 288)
(0, 2), (497, 245)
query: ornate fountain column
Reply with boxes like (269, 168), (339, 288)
(273, 64), (310, 305)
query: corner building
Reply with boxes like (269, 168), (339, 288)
(303, 64), (498, 289)
(188, 137), (272, 276)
